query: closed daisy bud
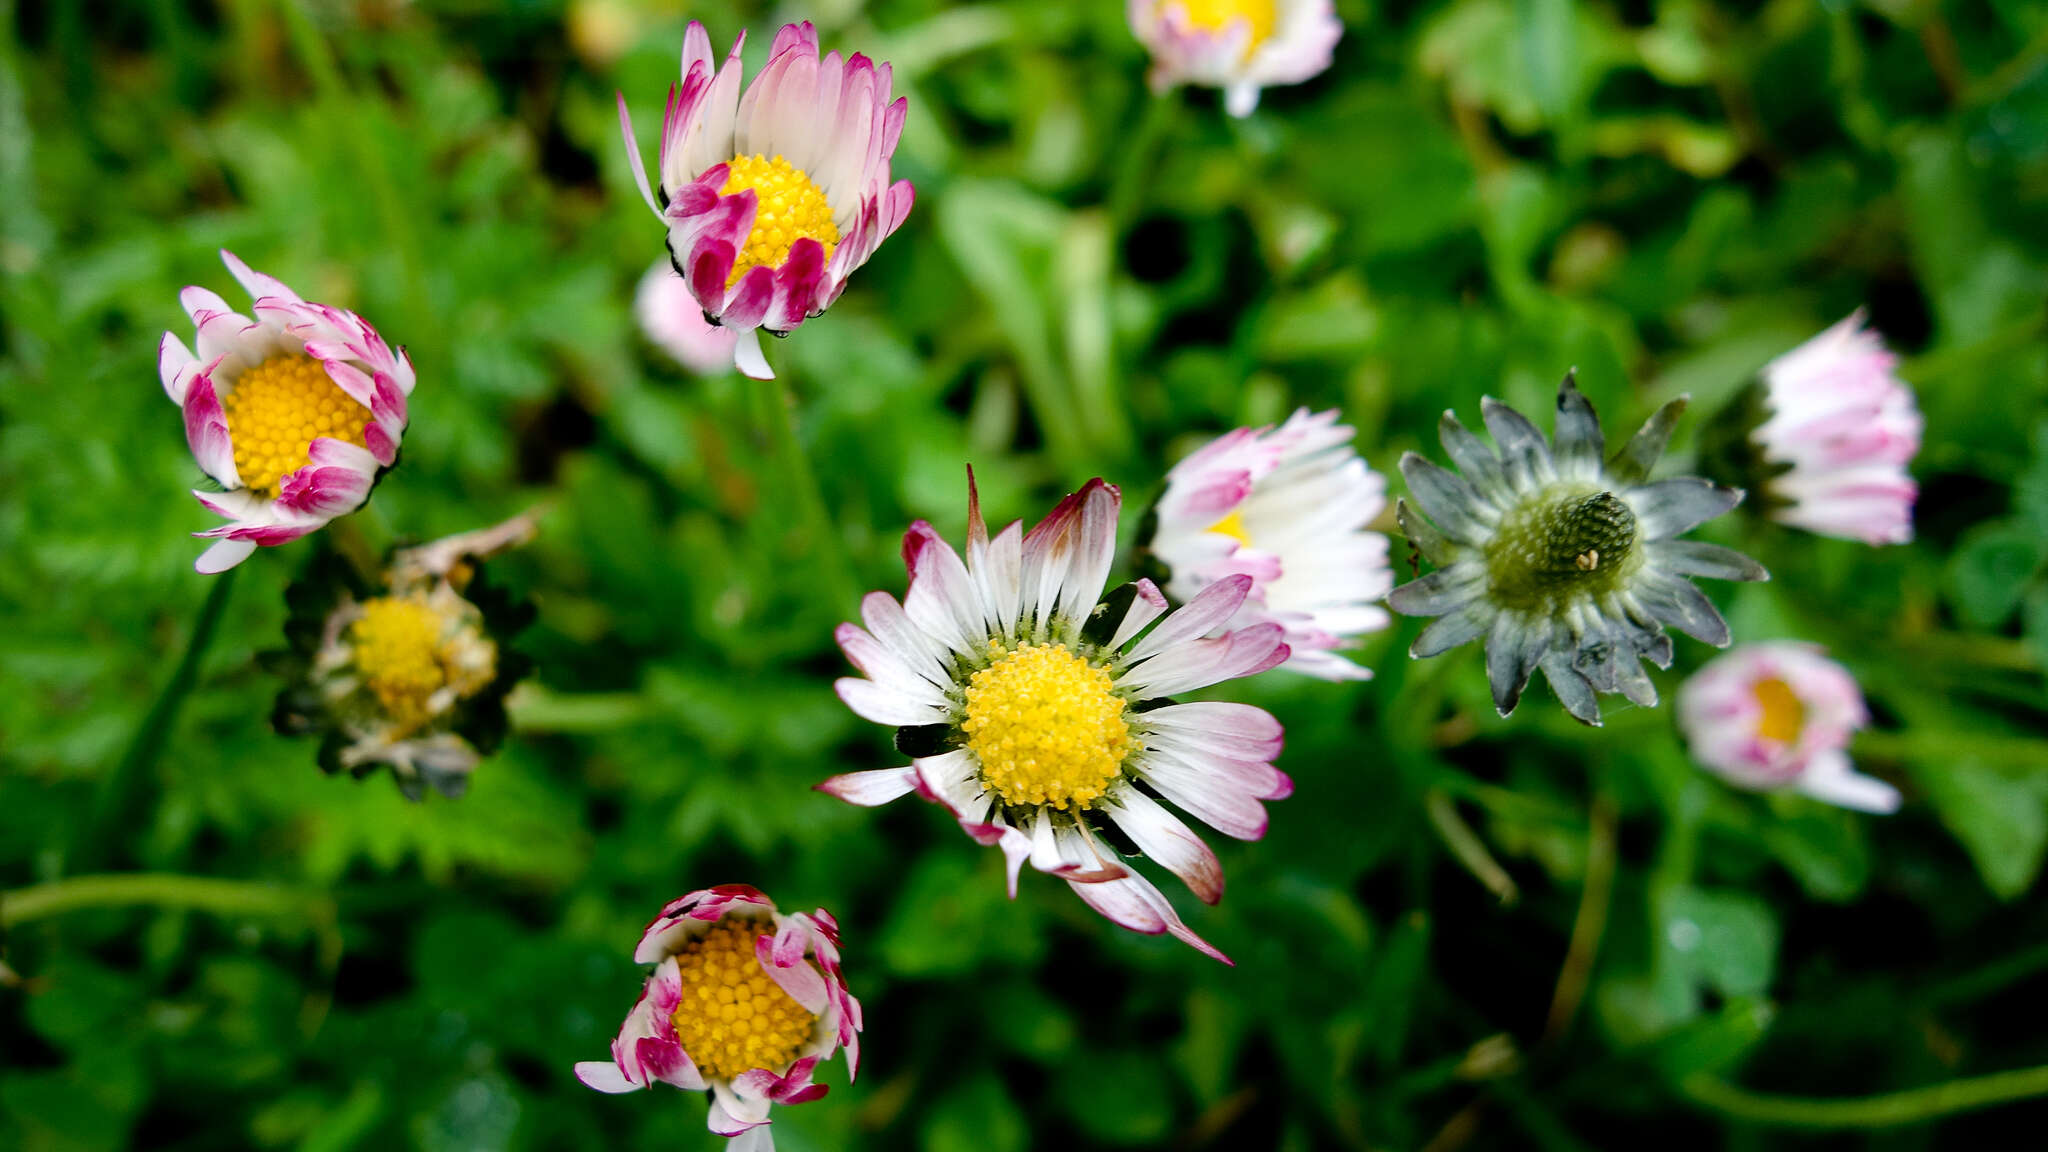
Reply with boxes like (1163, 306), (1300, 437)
(576, 886), (861, 1152)
(159, 251), (415, 573)
(1146, 408), (1393, 681)
(269, 514), (537, 800)
(1677, 643), (1899, 814)
(1753, 312), (1922, 545)
(820, 474), (1292, 964)
(1386, 374), (1768, 726)
(618, 22), (915, 380)
(1128, 0), (1342, 117)
(636, 259), (741, 375)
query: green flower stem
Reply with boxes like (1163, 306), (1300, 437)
(756, 371), (862, 614)
(1681, 1065), (2048, 1128)
(1543, 786), (1616, 1042)
(1425, 788), (1519, 905)
(2, 873), (314, 928)
(1107, 91), (1179, 237)
(77, 567), (237, 872)
(505, 684), (654, 733)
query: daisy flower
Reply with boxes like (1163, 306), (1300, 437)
(1128, 0), (1342, 117)
(1677, 643), (1899, 813)
(618, 21), (915, 380)
(1146, 408), (1392, 681)
(270, 513), (537, 800)
(819, 476), (1291, 964)
(1387, 374), (1768, 726)
(1753, 311), (1921, 545)
(636, 259), (741, 374)
(159, 250), (414, 573)
(576, 885), (860, 1152)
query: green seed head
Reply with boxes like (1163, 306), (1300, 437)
(1485, 487), (1640, 614)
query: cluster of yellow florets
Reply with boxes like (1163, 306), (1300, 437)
(346, 594), (495, 738)
(668, 919), (817, 1080)
(221, 355), (372, 498)
(1168, 0), (1277, 46)
(718, 153), (841, 287)
(963, 642), (1134, 810)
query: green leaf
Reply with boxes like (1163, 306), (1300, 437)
(1914, 757), (2048, 900)
(1057, 1051), (1173, 1145)
(922, 1074), (1027, 1152)
(1661, 886), (1779, 1000)
(1948, 520), (2045, 628)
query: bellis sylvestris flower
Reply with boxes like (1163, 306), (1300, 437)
(1128, 0), (1342, 117)
(1754, 311), (1921, 545)
(1387, 374), (1768, 726)
(1146, 408), (1392, 681)
(576, 886), (861, 1152)
(159, 250), (414, 573)
(820, 476), (1292, 964)
(637, 259), (741, 374)
(270, 514), (536, 800)
(1677, 643), (1899, 813)
(618, 21), (914, 380)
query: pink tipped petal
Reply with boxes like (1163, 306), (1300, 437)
(733, 327), (773, 380)
(816, 766), (918, 806)
(1068, 870), (1233, 965)
(194, 538), (258, 574)
(220, 250), (303, 305)
(575, 1061), (642, 1094)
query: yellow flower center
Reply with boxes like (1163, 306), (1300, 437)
(718, 154), (840, 288)
(964, 642), (1134, 811)
(348, 596), (495, 738)
(221, 355), (372, 499)
(1165, 0), (1277, 46)
(1206, 509), (1252, 547)
(1753, 676), (1805, 745)
(669, 919), (817, 1081)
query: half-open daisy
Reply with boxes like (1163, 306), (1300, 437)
(576, 885), (860, 1152)
(820, 476), (1291, 964)
(618, 21), (914, 380)
(1387, 374), (1768, 725)
(1677, 642), (1898, 813)
(1146, 408), (1392, 681)
(1128, 0), (1343, 117)
(159, 250), (413, 573)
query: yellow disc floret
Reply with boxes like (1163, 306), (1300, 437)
(964, 642), (1134, 811)
(221, 355), (372, 499)
(718, 154), (840, 287)
(669, 918), (817, 1081)
(1166, 0), (1277, 46)
(1206, 509), (1253, 548)
(1753, 676), (1805, 745)
(348, 595), (497, 738)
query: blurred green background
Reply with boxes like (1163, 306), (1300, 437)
(5, 0), (2048, 1148)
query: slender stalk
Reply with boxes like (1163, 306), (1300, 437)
(1105, 91), (1180, 237)
(2, 873), (312, 927)
(79, 568), (237, 871)
(757, 372), (862, 614)
(1682, 1064), (2048, 1128)
(1425, 787), (1518, 905)
(1543, 787), (1617, 1041)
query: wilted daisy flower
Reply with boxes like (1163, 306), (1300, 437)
(637, 259), (741, 374)
(1146, 408), (1391, 681)
(1128, 0), (1342, 117)
(159, 250), (413, 574)
(820, 476), (1291, 963)
(577, 885), (860, 1152)
(1753, 312), (1921, 545)
(618, 21), (914, 381)
(1678, 643), (1898, 813)
(270, 514), (536, 800)
(1387, 374), (1768, 726)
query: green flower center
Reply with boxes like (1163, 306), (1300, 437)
(1484, 487), (1640, 614)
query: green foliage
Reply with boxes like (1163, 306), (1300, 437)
(4, 0), (2048, 1149)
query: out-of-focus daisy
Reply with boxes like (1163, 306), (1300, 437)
(820, 476), (1291, 964)
(1677, 643), (1898, 813)
(1128, 0), (1342, 117)
(618, 21), (914, 380)
(1146, 408), (1391, 681)
(576, 885), (860, 1152)
(1753, 311), (1921, 545)
(270, 513), (537, 800)
(159, 250), (414, 573)
(636, 259), (740, 375)
(1387, 374), (1768, 726)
